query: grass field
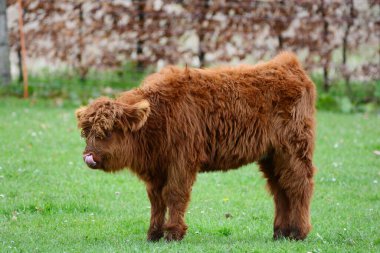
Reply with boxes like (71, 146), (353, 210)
(0, 97), (379, 252)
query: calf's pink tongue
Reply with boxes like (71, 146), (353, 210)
(85, 154), (96, 166)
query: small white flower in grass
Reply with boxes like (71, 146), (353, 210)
(334, 143), (339, 148)
(343, 228), (347, 231)
(373, 180), (378, 184)
(103, 87), (114, 94)
(332, 177), (336, 182)
(0, 194), (4, 198)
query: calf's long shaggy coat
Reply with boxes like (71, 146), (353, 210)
(76, 52), (316, 242)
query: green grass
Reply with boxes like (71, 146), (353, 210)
(312, 75), (380, 114)
(0, 97), (379, 252)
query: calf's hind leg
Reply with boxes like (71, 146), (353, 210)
(275, 150), (315, 240)
(259, 152), (291, 239)
(260, 148), (315, 240)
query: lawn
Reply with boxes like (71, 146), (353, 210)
(0, 97), (379, 252)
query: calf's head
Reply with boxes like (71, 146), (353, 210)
(75, 97), (150, 172)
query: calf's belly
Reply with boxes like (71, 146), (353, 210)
(200, 155), (257, 173)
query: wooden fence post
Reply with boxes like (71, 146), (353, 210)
(17, 0), (28, 98)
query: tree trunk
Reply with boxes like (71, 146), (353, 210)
(16, 5), (25, 83)
(77, 1), (86, 82)
(198, 0), (209, 68)
(277, 0), (285, 50)
(278, 34), (284, 50)
(17, 46), (22, 82)
(342, 0), (354, 98)
(0, 0), (11, 85)
(135, 0), (145, 72)
(321, 0), (330, 92)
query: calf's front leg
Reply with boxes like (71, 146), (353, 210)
(162, 168), (196, 241)
(146, 183), (166, 242)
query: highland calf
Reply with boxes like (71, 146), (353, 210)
(76, 52), (316, 242)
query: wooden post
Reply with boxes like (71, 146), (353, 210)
(0, 0), (11, 86)
(17, 0), (28, 98)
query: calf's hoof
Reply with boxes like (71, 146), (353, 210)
(147, 229), (164, 242)
(273, 226), (290, 240)
(273, 226), (307, 241)
(164, 231), (184, 242)
(164, 225), (187, 242)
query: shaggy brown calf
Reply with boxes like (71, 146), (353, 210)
(76, 52), (316, 242)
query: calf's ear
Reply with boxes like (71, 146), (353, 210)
(122, 100), (151, 132)
(75, 106), (88, 127)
